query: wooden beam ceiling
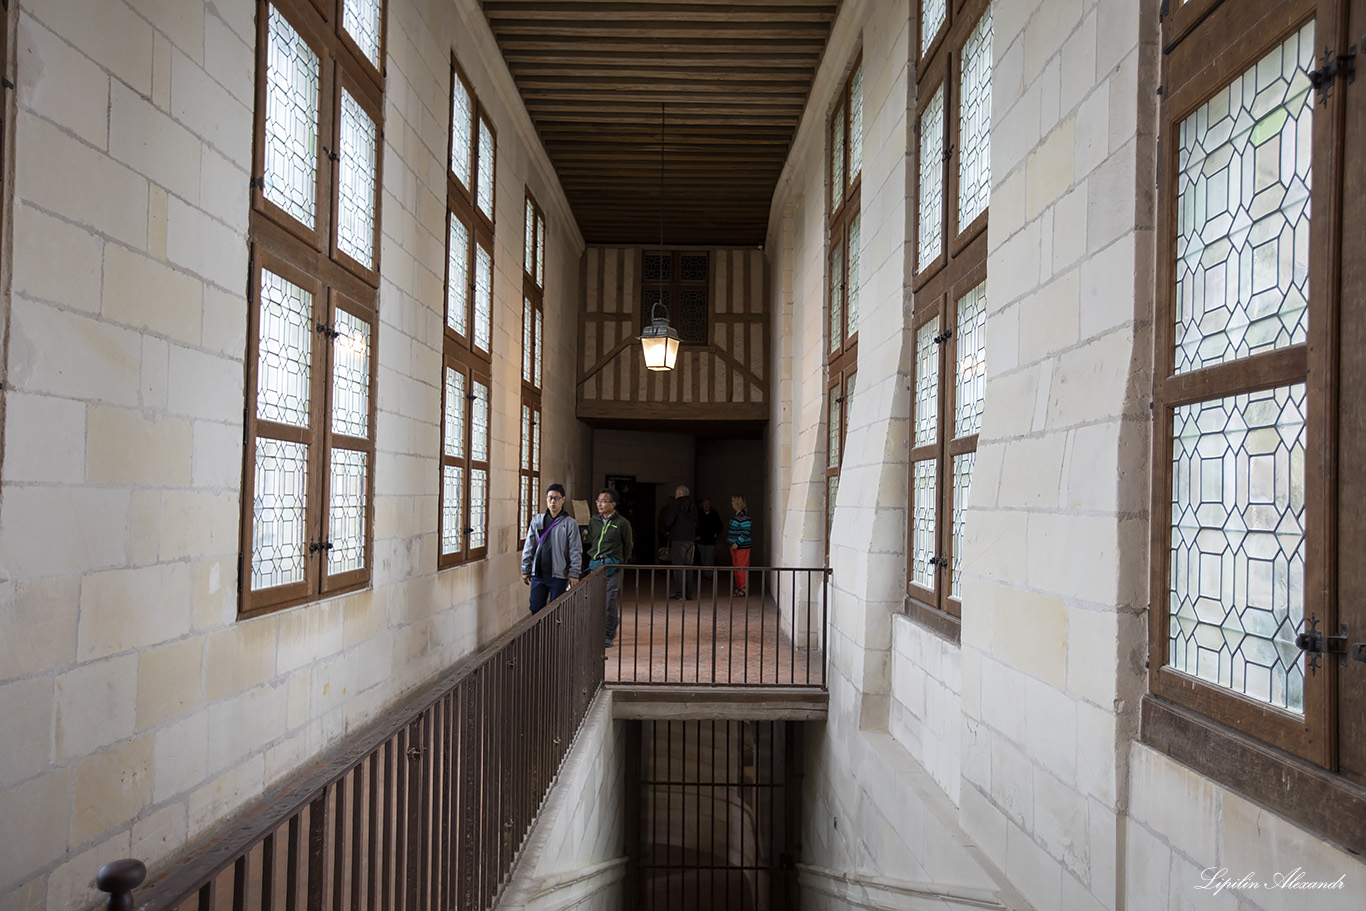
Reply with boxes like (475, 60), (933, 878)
(481, 0), (839, 246)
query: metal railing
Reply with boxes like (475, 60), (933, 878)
(98, 572), (607, 911)
(605, 565), (828, 689)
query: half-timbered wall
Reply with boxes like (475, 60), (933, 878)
(578, 247), (768, 422)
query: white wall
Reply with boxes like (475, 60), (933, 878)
(0, 1), (588, 908)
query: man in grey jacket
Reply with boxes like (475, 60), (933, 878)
(521, 483), (582, 613)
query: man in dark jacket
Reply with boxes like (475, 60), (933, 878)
(661, 484), (698, 599)
(520, 483), (581, 613)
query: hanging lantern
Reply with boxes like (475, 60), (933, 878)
(640, 303), (680, 370)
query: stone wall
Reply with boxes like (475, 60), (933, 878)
(0, 1), (589, 908)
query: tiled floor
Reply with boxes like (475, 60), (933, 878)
(603, 570), (825, 687)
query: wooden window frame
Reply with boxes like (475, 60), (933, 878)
(1142, 0), (1366, 855)
(240, 0), (385, 618)
(439, 56), (495, 569)
(519, 190), (545, 533)
(905, 0), (990, 640)
(825, 58), (862, 552)
(639, 250), (710, 345)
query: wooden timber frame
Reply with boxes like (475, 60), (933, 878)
(578, 246), (768, 423)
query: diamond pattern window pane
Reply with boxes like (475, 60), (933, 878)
(831, 102), (846, 211)
(257, 268), (313, 427)
(471, 379), (489, 462)
(1168, 383), (1307, 713)
(1174, 22), (1314, 375)
(918, 85), (945, 271)
(679, 289), (707, 343)
(328, 448), (367, 575)
(443, 368), (464, 458)
(532, 403), (541, 465)
(952, 452), (975, 599)
(847, 212), (860, 340)
(828, 392), (842, 469)
(536, 216), (545, 285)
(341, 0), (381, 69)
(331, 308), (370, 437)
(914, 319), (939, 447)
(955, 281), (987, 438)
(521, 404), (532, 471)
(681, 253), (708, 283)
(447, 215), (468, 335)
(469, 468), (487, 549)
(959, 8), (993, 229)
(522, 297), (533, 383)
(922, 0), (946, 55)
(442, 465), (464, 555)
(850, 65), (863, 181)
(451, 76), (472, 186)
(252, 438), (308, 590)
(533, 308), (542, 388)
(476, 117), (495, 218)
(829, 240), (844, 355)
(337, 91), (376, 268)
(525, 198), (535, 276)
(474, 242), (492, 352)
(263, 5), (318, 228)
(912, 459), (937, 589)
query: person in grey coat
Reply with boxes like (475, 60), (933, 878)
(521, 483), (582, 613)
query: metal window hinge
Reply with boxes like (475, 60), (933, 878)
(941, 143), (956, 164)
(1, 77), (14, 91)
(322, 145), (340, 162)
(1295, 615), (1348, 673)
(316, 322), (341, 339)
(1158, 0), (1169, 21)
(1308, 44), (1357, 105)
(933, 329), (953, 345)
(249, 175), (264, 190)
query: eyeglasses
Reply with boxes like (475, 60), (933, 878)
(546, 494), (564, 501)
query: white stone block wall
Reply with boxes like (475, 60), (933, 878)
(890, 614), (961, 804)
(0, 1), (588, 908)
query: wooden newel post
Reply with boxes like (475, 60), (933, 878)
(96, 858), (146, 911)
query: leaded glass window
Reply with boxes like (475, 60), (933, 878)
(914, 319), (939, 447)
(951, 452), (975, 599)
(243, 0), (383, 615)
(341, 0), (381, 69)
(1169, 384), (1306, 711)
(959, 8), (993, 229)
(849, 67), (863, 182)
(252, 439), (309, 590)
(918, 84), (945, 272)
(847, 212), (860, 341)
(921, 0), (947, 56)
(955, 282), (987, 437)
(262, 5), (319, 228)
(447, 214), (469, 336)
(829, 240), (844, 355)
(331, 307), (371, 437)
(443, 368), (464, 458)
(912, 460), (937, 588)
(451, 71), (472, 188)
(337, 90), (377, 267)
(1173, 23), (1313, 376)
(473, 242), (492, 353)
(257, 269), (313, 427)
(327, 448), (367, 575)
(476, 116), (495, 219)
(441, 466), (463, 556)
(831, 100), (846, 212)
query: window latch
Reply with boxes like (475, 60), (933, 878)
(1307, 44), (1356, 105)
(928, 554), (949, 568)
(933, 329), (953, 345)
(308, 541), (334, 554)
(1295, 615), (1348, 673)
(316, 322), (341, 340)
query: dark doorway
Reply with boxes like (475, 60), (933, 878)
(624, 720), (802, 910)
(606, 475), (658, 565)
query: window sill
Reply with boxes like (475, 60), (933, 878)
(904, 596), (960, 644)
(1141, 695), (1366, 857)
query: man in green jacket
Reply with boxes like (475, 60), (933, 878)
(589, 488), (634, 647)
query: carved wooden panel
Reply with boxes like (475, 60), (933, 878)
(578, 247), (768, 422)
